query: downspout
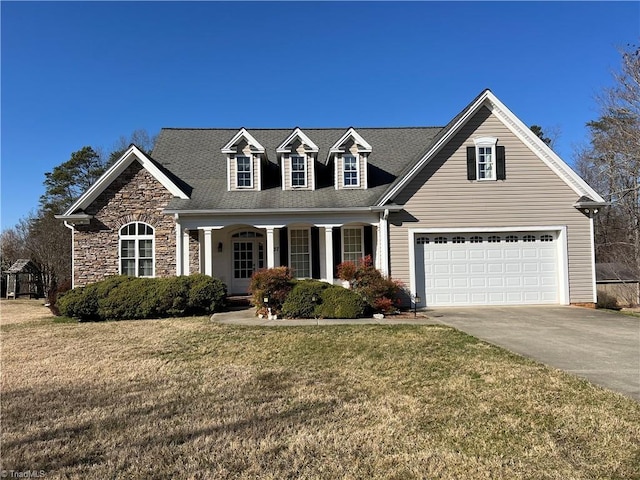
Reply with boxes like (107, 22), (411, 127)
(63, 221), (75, 289)
(175, 214), (182, 276)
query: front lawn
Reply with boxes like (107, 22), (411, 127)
(1, 303), (639, 479)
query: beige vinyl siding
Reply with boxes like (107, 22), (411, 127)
(389, 106), (595, 303)
(228, 140), (261, 191)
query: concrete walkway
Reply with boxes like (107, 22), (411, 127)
(211, 305), (640, 401)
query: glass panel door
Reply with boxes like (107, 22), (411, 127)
(233, 241), (254, 279)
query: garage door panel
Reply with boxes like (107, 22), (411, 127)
(505, 263), (522, 273)
(417, 231), (559, 307)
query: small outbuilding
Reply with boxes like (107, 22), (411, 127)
(596, 263), (640, 308)
(5, 259), (44, 299)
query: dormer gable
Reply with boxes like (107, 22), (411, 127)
(277, 128), (318, 191)
(329, 128), (371, 190)
(222, 128), (265, 191)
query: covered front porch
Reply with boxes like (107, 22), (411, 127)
(174, 211), (390, 295)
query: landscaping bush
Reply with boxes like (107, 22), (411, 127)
(337, 255), (404, 314)
(187, 273), (227, 314)
(315, 285), (366, 319)
(57, 275), (227, 321)
(281, 279), (329, 319)
(249, 267), (294, 316)
(57, 283), (100, 320)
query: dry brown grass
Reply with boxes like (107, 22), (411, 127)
(1, 300), (639, 479)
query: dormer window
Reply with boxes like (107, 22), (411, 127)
(277, 128), (318, 191)
(222, 128), (265, 191)
(291, 155), (307, 187)
(236, 156), (253, 188)
(343, 154), (359, 187)
(330, 128), (371, 190)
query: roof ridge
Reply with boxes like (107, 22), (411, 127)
(160, 126), (444, 131)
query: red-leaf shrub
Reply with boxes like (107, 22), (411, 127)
(337, 255), (405, 314)
(248, 267), (294, 316)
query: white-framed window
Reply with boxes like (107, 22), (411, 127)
(120, 222), (154, 277)
(291, 155), (306, 187)
(342, 227), (364, 263)
(343, 154), (359, 187)
(289, 228), (311, 278)
(474, 137), (498, 181)
(236, 155), (252, 188)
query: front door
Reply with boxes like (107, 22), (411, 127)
(231, 233), (265, 294)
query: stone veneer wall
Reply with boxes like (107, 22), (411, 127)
(73, 162), (176, 287)
(188, 230), (200, 274)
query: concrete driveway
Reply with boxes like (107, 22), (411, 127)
(427, 306), (640, 401)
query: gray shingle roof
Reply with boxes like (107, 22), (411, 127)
(151, 127), (443, 212)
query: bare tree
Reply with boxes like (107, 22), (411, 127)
(576, 43), (640, 270)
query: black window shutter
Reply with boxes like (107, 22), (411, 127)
(333, 228), (342, 276)
(496, 146), (506, 180)
(466, 146), (477, 180)
(364, 226), (373, 258)
(279, 227), (288, 267)
(311, 227), (320, 279)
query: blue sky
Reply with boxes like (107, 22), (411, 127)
(1, 1), (638, 230)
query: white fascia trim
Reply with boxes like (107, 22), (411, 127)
(378, 90), (605, 206)
(377, 93), (489, 206)
(408, 225), (566, 234)
(407, 225), (570, 305)
(276, 128), (319, 153)
(485, 92), (605, 203)
(62, 145), (188, 216)
(327, 128), (372, 162)
(221, 128), (266, 154)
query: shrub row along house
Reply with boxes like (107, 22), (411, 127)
(57, 89), (606, 308)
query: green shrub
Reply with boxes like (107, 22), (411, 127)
(187, 274), (227, 314)
(58, 284), (99, 320)
(249, 267), (294, 316)
(281, 280), (329, 318)
(315, 285), (366, 319)
(56, 275), (227, 321)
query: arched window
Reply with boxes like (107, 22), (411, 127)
(120, 222), (154, 277)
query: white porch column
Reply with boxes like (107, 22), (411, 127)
(175, 216), (183, 276)
(324, 226), (335, 284)
(266, 227), (276, 268)
(183, 229), (191, 275)
(379, 210), (390, 277)
(203, 228), (213, 276)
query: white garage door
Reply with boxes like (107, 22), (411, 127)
(415, 231), (559, 306)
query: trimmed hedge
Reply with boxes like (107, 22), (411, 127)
(57, 274), (227, 321)
(315, 285), (366, 319)
(281, 280), (329, 319)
